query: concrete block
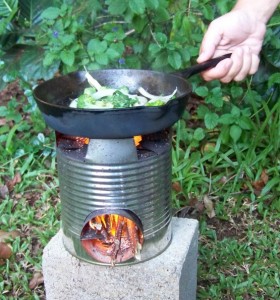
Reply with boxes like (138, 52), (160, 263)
(42, 217), (199, 300)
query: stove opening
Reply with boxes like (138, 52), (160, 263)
(55, 129), (170, 160)
(81, 209), (144, 265)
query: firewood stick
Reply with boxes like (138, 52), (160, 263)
(105, 214), (111, 233)
(110, 216), (124, 262)
(127, 219), (138, 255)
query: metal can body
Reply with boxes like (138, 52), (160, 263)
(57, 142), (172, 265)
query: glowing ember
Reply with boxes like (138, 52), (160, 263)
(134, 135), (142, 146)
(81, 214), (143, 265)
(56, 132), (89, 148)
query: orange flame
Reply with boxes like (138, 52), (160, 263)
(134, 135), (142, 146)
(82, 213), (144, 264)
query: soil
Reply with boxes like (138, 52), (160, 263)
(0, 81), (23, 105)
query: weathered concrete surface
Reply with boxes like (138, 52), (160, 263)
(43, 218), (199, 300)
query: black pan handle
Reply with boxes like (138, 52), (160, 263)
(174, 53), (232, 79)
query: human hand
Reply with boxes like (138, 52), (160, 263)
(197, 9), (267, 82)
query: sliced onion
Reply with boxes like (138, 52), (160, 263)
(69, 98), (78, 108)
(84, 68), (102, 90)
(131, 95), (148, 106)
(91, 89), (116, 100)
(138, 87), (177, 103)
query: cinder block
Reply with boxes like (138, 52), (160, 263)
(42, 218), (199, 300)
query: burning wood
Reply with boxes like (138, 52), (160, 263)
(81, 214), (143, 265)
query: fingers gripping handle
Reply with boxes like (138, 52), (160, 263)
(177, 53), (232, 79)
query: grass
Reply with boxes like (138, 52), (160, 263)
(0, 85), (60, 299)
(0, 81), (279, 299)
(197, 198), (280, 299)
(172, 98), (280, 299)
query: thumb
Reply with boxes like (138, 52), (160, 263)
(197, 24), (223, 63)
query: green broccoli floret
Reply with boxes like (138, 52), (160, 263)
(84, 87), (96, 96)
(77, 94), (96, 108)
(109, 90), (138, 108)
(145, 100), (165, 106)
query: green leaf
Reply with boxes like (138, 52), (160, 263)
(41, 7), (61, 20)
(104, 32), (126, 42)
(197, 105), (210, 119)
(1, 45), (59, 85)
(125, 55), (141, 69)
(87, 39), (107, 55)
(95, 53), (109, 65)
(230, 86), (243, 98)
(166, 42), (176, 51)
(216, 0), (233, 14)
(145, 0), (159, 10)
(204, 112), (219, 129)
(110, 43), (125, 55)
(152, 52), (168, 69)
(96, 41), (107, 54)
(231, 106), (241, 117)
(154, 7), (170, 22)
(260, 177), (280, 197)
(110, 42), (125, 55)
(18, 0), (51, 26)
(155, 32), (168, 47)
(0, 106), (8, 117)
(87, 39), (98, 55)
(202, 5), (214, 21)
(219, 114), (235, 125)
(180, 49), (191, 63)
(0, 124), (9, 134)
(60, 34), (75, 46)
(60, 50), (75, 66)
(237, 116), (252, 130)
(268, 72), (280, 88)
(195, 86), (208, 97)
(0, 0), (18, 18)
(181, 15), (192, 33)
(211, 86), (223, 96)
(205, 95), (224, 108)
(132, 15), (147, 32)
(43, 52), (56, 67)
(220, 125), (230, 144)
(106, 48), (120, 60)
(5, 122), (22, 154)
(149, 43), (161, 56)
(53, 19), (64, 32)
(230, 124), (242, 143)
(133, 42), (143, 54)
(193, 128), (205, 141)
(129, 0), (146, 14)
(106, 0), (127, 15)
(168, 51), (182, 69)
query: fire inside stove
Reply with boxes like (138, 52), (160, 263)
(81, 210), (144, 265)
(56, 129), (172, 266)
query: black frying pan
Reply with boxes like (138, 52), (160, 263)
(33, 53), (231, 138)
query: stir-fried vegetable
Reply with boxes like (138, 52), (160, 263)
(69, 69), (177, 109)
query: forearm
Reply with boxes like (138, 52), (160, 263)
(233, 0), (280, 23)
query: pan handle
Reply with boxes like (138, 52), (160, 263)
(174, 53), (232, 79)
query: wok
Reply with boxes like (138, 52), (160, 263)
(33, 53), (231, 138)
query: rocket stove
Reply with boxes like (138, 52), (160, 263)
(33, 69), (193, 267)
(33, 68), (205, 299)
(55, 130), (172, 265)
(33, 57), (229, 298)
